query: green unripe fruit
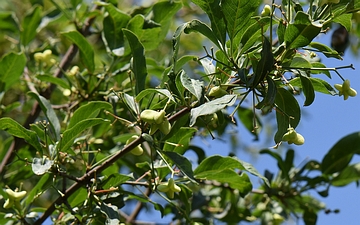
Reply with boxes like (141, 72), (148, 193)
(282, 128), (297, 141)
(261, 5), (272, 17)
(140, 110), (166, 124)
(209, 86), (228, 98)
(125, 135), (144, 155)
(159, 120), (171, 135)
(157, 183), (170, 192)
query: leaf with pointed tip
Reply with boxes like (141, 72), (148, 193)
(322, 132), (360, 175)
(60, 118), (110, 153)
(190, 95), (237, 127)
(163, 151), (196, 183)
(331, 163), (360, 187)
(0, 52), (26, 91)
(62, 30), (95, 72)
(28, 92), (61, 140)
(289, 77), (336, 95)
(0, 117), (42, 152)
(285, 11), (322, 50)
(21, 5), (42, 46)
(68, 101), (112, 129)
(123, 29), (147, 95)
(300, 75), (315, 106)
(180, 71), (204, 101)
(191, 0), (226, 46)
(274, 88), (301, 143)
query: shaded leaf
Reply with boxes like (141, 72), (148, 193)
(25, 173), (52, 205)
(300, 75), (315, 106)
(102, 174), (133, 189)
(163, 127), (197, 155)
(0, 12), (19, 33)
(68, 101), (112, 129)
(21, 5), (42, 46)
(0, 52), (26, 91)
(237, 106), (262, 139)
(274, 88), (301, 143)
(310, 62), (331, 78)
(0, 118), (42, 152)
(62, 30), (95, 72)
(123, 29), (147, 95)
(122, 93), (140, 115)
(36, 75), (70, 89)
(28, 92), (61, 140)
(331, 163), (360, 187)
(322, 132), (360, 175)
(60, 118), (110, 153)
(103, 3), (130, 53)
(163, 151), (196, 183)
(190, 95), (237, 127)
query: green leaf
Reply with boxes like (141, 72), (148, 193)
(123, 29), (147, 95)
(122, 93), (140, 115)
(322, 132), (360, 175)
(239, 17), (270, 55)
(249, 37), (274, 88)
(28, 92), (61, 140)
(190, 95), (237, 127)
(303, 208), (317, 225)
(100, 202), (120, 225)
(222, 0), (261, 47)
(68, 101), (112, 129)
(60, 118), (110, 153)
(309, 42), (342, 60)
(191, 0), (226, 46)
(333, 13), (352, 31)
(62, 30), (95, 72)
(289, 77), (336, 95)
(25, 173), (52, 205)
(36, 75), (70, 89)
(127, 15), (162, 51)
(274, 88), (301, 143)
(136, 89), (175, 103)
(260, 149), (289, 180)
(102, 174), (133, 189)
(0, 52), (26, 91)
(163, 127), (197, 155)
(310, 62), (331, 78)
(0, 118), (42, 152)
(300, 75), (315, 106)
(0, 12), (19, 33)
(32, 157), (54, 175)
(331, 163), (360, 187)
(180, 71), (204, 101)
(237, 107), (262, 139)
(163, 151), (196, 183)
(290, 56), (312, 68)
(284, 11), (322, 50)
(21, 5), (42, 46)
(152, 0), (182, 24)
(184, 19), (223, 51)
(194, 155), (269, 194)
(103, 3), (130, 53)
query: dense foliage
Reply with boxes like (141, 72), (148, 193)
(1, 0), (360, 224)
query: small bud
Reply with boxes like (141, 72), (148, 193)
(209, 86), (228, 98)
(261, 5), (272, 17)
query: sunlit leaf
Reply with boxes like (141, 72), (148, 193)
(289, 77), (336, 95)
(285, 11), (322, 49)
(100, 202), (120, 225)
(163, 127), (197, 154)
(180, 70), (204, 101)
(309, 42), (342, 60)
(32, 157), (54, 175)
(36, 75), (70, 89)
(190, 94), (237, 127)
(136, 88), (175, 103)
